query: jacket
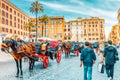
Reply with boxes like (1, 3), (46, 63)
(104, 46), (118, 65)
(80, 47), (96, 66)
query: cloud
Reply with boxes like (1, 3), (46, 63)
(109, 0), (120, 1)
(10, 0), (119, 39)
(40, 1), (119, 38)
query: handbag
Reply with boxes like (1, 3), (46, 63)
(98, 61), (104, 73)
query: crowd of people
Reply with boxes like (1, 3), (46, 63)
(80, 40), (119, 80)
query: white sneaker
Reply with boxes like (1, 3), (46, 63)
(110, 77), (112, 80)
(108, 77), (112, 80)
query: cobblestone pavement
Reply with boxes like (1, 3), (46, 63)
(0, 50), (120, 80)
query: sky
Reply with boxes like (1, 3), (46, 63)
(8, 0), (120, 39)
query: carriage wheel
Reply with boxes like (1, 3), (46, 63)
(56, 50), (62, 63)
(43, 56), (49, 68)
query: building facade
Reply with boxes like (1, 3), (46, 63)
(0, 0), (29, 39)
(64, 22), (71, 41)
(68, 17), (105, 42)
(30, 16), (65, 41)
(108, 8), (120, 44)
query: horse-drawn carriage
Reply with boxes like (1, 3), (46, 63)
(71, 42), (80, 56)
(31, 40), (62, 68)
(1, 37), (61, 77)
(63, 41), (80, 57)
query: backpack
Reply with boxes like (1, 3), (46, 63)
(105, 47), (116, 65)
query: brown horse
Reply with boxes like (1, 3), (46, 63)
(63, 42), (72, 58)
(1, 39), (36, 78)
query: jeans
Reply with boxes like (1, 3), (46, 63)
(84, 66), (92, 80)
(105, 64), (114, 79)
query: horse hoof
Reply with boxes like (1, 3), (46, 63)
(19, 75), (23, 78)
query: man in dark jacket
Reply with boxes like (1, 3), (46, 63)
(104, 40), (118, 80)
(80, 41), (96, 80)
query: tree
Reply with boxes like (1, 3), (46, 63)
(24, 21), (35, 41)
(30, 0), (43, 42)
(40, 15), (49, 37)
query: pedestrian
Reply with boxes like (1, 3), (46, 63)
(104, 40), (118, 80)
(80, 41), (96, 80)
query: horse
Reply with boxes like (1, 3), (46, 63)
(1, 39), (36, 78)
(63, 42), (72, 58)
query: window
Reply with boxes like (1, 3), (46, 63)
(6, 19), (8, 25)
(96, 38), (99, 40)
(2, 3), (5, 9)
(2, 10), (5, 16)
(24, 16), (25, 20)
(18, 19), (20, 22)
(6, 28), (8, 32)
(18, 13), (19, 17)
(18, 24), (20, 28)
(21, 25), (22, 29)
(18, 31), (20, 34)
(2, 27), (5, 32)
(6, 6), (8, 11)
(10, 29), (12, 33)
(32, 30), (36, 32)
(14, 17), (16, 21)
(64, 29), (66, 31)
(14, 11), (16, 15)
(6, 13), (8, 18)
(76, 22), (78, 25)
(68, 37), (70, 39)
(21, 20), (22, 24)
(84, 25), (86, 27)
(10, 15), (12, 19)
(10, 21), (12, 26)
(84, 29), (86, 34)
(84, 22), (86, 24)
(68, 29), (70, 31)
(14, 23), (16, 27)
(88, 33), (91, 36)
(10, 8), (12, 13)
(14, 30), (16, 34)
(64, 37), (66, 40)
(2, 18), (5, 24)
(95, 22), (98, 24)
(92, 22), (94, 24)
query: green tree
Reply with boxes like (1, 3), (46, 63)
(40, 15), (49, 37)
(24, 21), (35, 41)
(30, 0), (43, 42)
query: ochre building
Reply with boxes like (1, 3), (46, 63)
(0, 0), (29, 39)
(108, 8), (120, 44)
(67, 17), (105, 42)
(64, 22), (71, 41)
(30, 16), (65, 41)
